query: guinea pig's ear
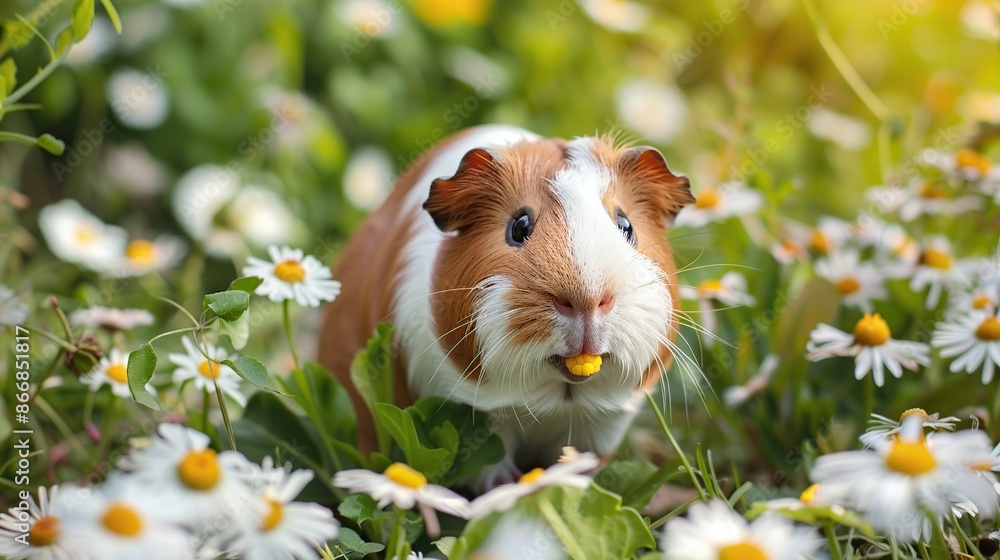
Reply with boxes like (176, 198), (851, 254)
(620, 146), (694, 227)
(424, 148), (495, 232)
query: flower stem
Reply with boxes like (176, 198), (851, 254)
(802, 0), (891, 122)
(283, 300), (301, 370)
(645, 391), (707, 501)
(202, 387), (211, 434)
(824, 522), (843, 560)
(537, 493), (587, 560)
(386, 506), (406, 559)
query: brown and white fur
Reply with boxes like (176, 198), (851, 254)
(319, 125), (694, 488)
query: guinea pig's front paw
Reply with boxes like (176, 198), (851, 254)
(473, 457), (523, 491)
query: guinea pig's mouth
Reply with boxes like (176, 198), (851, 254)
(548, 355), (610, 385)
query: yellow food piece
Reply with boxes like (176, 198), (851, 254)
(565, 353), (602, 376)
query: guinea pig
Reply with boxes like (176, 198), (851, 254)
(318, 124), (694, 488)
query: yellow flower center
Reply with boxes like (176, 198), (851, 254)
(176, 449), (221, 490)
(899, 408), (928, 424)
(919, 248), (952, 270)
(519, 468), (546, 484)
(718, 541), (768, 560)
(918, 181), (947, 199)
(853, 313), (891, 346)
(956, 148), (991, 176)
(273, 260), (306, 283)
(884, 439), (936, 475)
(698, 279), (723, 293)
(261, 499), (283, 532)
(412, 0), (492, 27)
(384, 463), (428, 489)
(75, 226), (97, 245)
(28, 515), (60, 546)
(808, 229), (829, 255)
(970, 462), (994, 472)
(197, 360), (221, 379)
(694, 189), (722, 209)
(101, 503), (143, 537)
(835, 277), (861, 295)
(972, 295), (993, 310)
(106, 363), (128, 384)
(566, 353), (603, 376)
(799, 483), (820, 505)
(125, 240), (158, 267)
(976, 317), (1000, 341)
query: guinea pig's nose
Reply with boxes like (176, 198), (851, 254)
(552, 293), (616, 316)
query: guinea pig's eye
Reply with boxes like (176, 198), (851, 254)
(615, 207), (636, 246)
(506, 207), (534, 247)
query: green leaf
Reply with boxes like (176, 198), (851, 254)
(0, 59), (16, 95)
(745, 501), (874, 536)
(228, 276), (264, 294)
(434, 536), (457, 557)
(407, 397), (505, 485)
(281, 363), (363, 467)
(337, 493), (383, 526)
(230, 392), (334, 502)
(595, 459), (661, 510)
(72, 0), (96, 41)
(36, 134), (65, 156)
(203, 290), (250, 321)
(99, 0), (123, 34)
(528, 486), (656, 560)
(221, 356), (278, 392)
(373, 402), (452, 480)
(55, 28), (74, 57)
(331, 527), (384, 556)
(350, 322), (395, 452)
(219, 307), (250, 349)
(2, 21), (32, 50)
(126, 343), (160, 410)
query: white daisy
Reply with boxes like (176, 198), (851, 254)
(769, 238), (809, 266)
(674, 182), (764, 228)
(932, 309), (1000, 383)
(117, 424), (258, 532)
(680, 272), (756, 346)
(59, 474), (194, 560)
(805, 216), (852, 256)
(811, 415), (999, 542)
(101, 142), (169, 196)
(582, 0), (647, 32)
(867, 179), (983, 222)
(920, 147), (1000, 188)
(242, 246), (341, 307)
(118, 234), (187, 277)
(859, 408), (961, 448)
(855, 219), (920, 265)
(662, 499), (823, 560)
(225, 185), (304, 250)
(909, 237), (977, 309)
(615, 79), (685, 142)
(224, 457), (339, 560)
(0, 285), (29, 326)
(333, 463), (471, 519)
(814, 249), (887, 311)
(469, 452), (599, 516)
(469, 515), (565, 560)
(106, 68), (170, 129)
(807, 108), (871, 151)
(0, 485), (87, 560)
(338, 0), (401, 38)
(806, 313), (931, 387)
(169, 336), (246, 406)
(724, 354), (779, 407)
(343, 146), (394, 211)
(171, 164), (240, 244)
(69, 306), (155, 331)
(949, 284), (1000, 317)
(82, 347), (157, 399)
(38, 199), (127, 273)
